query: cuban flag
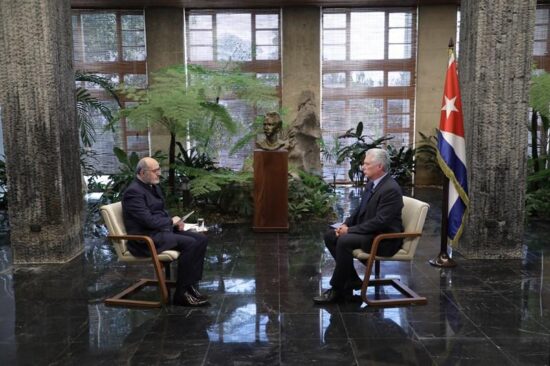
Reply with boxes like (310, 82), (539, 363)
(437, 50), (469, 245)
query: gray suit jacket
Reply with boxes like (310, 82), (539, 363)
(344, 174), (404, 257)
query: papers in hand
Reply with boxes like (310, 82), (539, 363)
(183, 223), (207, 233)
(330, 222), (343, 229)
(173, 211), (196, 226)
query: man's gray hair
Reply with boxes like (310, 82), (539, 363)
(135, 159), (148, 175)
(366, 148), (391, 172)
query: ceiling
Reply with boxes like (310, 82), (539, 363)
(71, 0), (461, 9)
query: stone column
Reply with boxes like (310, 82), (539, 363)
(415, 5), (457, 186)
(460, 0), (536, 258)
(282, 7), (322, 174)
(0, 0), (83, 263)
(145, 8), (184, 155)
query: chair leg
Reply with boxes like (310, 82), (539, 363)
(105, 279), (177, 308)
(375, 260), (380, 278)
(105, 259), (176, 308)
(165, 262), (171, 280)
(360, 259), (427, 308)
(362, 278), (427, 307)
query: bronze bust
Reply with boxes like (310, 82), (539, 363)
(256, 112), (287, 151)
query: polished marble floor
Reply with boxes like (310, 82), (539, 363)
(1, 187), (550, 365)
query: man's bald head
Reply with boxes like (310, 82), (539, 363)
(136, 157), (161, 185)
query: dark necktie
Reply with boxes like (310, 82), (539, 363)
(358, 181), (375, 212)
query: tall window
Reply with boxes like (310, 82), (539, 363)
(534, 5), (550, 69)
(186, 9), (281, 170)
(72, 10), (148, 174)
(531, 5), (550, 158)
(322, 8), (416, 181)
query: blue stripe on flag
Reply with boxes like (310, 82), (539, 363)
(448, 196), (466, 240)
(437, 131), (468, 193)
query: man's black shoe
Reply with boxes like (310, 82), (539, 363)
(313, 288), (345, 304)
(189, 285), (208, 300)
(173, 290), (209, 307)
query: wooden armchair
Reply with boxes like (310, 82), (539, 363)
(352, 196), (430, 307)
(100, 202), (178, 308)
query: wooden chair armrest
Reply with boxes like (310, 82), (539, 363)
(363, 232), (423, 277)
(107, 234), (159, 257)
(372, 232), (422, 247)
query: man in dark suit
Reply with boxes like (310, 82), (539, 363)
(122, 157), (209, 307)
(314, 148), (403, 304)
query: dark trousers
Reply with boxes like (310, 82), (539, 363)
(152, 230), (208, 294)
(324, 229), (371, 291)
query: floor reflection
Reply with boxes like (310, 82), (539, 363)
(0, 187), (549, 365)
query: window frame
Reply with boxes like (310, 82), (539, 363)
(72, 9), (148, 156)
(321, 7), (417, 182)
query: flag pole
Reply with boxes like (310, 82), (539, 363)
(429, 38), (457, 268)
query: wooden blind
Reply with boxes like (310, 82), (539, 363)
(72, 10), (148, 174)
(534, 5), (550, 70)
(530, 5), (550, 157)
(186, 9), (281, 171)
(322, 7), (417, 182)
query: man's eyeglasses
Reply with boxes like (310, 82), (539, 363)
(145, 168), (162, 173)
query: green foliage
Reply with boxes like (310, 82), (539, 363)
(416, 130), (442, 175)
(526, 188), (550, 218)
(119, 64), (277, 147)
(176, 166), (254, 217)
(101, 147), (167, 202)
(118, 64), (278, 193)
(288, 170), (336, 222)
(80, 148), (102, 176)
(529, 71), (550, 173)
(530, 72), (550, 123)
(168, 165), (335, 222)
(186, 169), (251, 198)
(118, 65), (207, 136)
(337, 122), (394, 185)
(75, 71), (121, 147)
(526, 162), (550, 218)
(229, 115), (265, 155)
(175, 142), (216, 171)
(336, 121), (414, 186)
(319, 135), (344, 187)
(387, 144), (415, 186)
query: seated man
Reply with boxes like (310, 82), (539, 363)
(122, 157), (209, 307)
(314, 148), (404, 304)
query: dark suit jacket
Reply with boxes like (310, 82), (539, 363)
(122, 178), (175, 256)
(344, 174), (404, 257)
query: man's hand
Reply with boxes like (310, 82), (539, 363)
(174, 220), (185, 231)
(172, 216), (185, 231)
(335, 223), (349, 237)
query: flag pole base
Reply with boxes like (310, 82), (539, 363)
(429, 252), (457, 268)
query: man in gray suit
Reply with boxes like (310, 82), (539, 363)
(314, 148), (404, 304)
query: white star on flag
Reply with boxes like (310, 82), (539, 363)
(441, 95), (459, 119)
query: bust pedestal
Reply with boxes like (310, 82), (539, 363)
(253, 149), (288, 232)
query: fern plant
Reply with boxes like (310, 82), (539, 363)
(75, 71), (121, 147)
(118, 64), (277, 194)
(103, 147), (167, 202)
(336, 121), (393, 186)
